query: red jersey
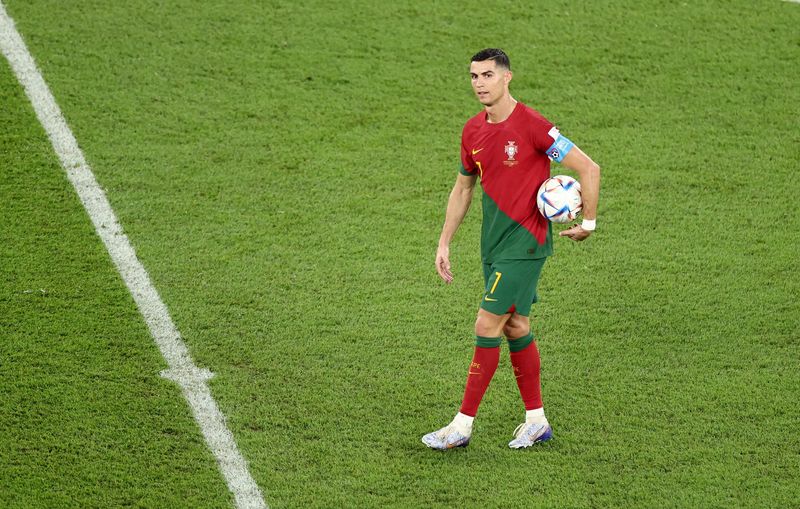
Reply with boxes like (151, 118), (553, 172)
(460, 102), (558, 262)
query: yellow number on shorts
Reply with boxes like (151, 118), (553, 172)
(489, 271), (502, 294)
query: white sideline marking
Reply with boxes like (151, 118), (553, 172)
(0, 4), (267, 509)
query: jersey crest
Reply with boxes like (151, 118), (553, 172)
(503, 140), (519, 167)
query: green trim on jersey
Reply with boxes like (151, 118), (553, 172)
(481, 192), (552, 262)
(459, 164), (474, 177)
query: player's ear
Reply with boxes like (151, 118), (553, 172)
(504, 70), (513, 86)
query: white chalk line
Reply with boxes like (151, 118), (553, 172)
(0, 4), (266, 508)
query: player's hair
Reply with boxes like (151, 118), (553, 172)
(470, 48), (511, 70)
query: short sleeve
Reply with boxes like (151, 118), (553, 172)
(459, 164), (475, 176)
(460, 127), (477, 175)
(529, 114), (558, 153)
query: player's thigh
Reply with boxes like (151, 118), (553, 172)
(480, 258), (547, 317)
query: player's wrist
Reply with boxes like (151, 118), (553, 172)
(581, 218), (596, 231)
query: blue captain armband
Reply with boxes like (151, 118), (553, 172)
(545, 135), (575, 163)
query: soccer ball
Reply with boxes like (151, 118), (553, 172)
(536, 175), (582, 223)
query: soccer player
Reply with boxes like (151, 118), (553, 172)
(422, 48), (601, 450)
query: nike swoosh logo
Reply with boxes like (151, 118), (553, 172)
(484, 296), (497, 302)
(472, 148), (483, 155)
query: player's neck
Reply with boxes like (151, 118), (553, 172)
(484, 95), (517, 124)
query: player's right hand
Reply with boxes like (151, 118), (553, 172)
(559, 224), (592, 242)
(435, 246), (453, 283)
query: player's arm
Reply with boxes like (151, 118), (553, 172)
(558, 146), (601, 242)
(436, 173), (478, 283)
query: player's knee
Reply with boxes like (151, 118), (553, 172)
(474, 315), (503, 338)
(503, 322), (529, 339)
(503, 315), (530, 339)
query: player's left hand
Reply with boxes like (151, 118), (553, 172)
(559, 224), (592, 242)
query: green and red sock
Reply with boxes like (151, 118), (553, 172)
(459, 336), (502, 417)
(508, 332), (543, 411)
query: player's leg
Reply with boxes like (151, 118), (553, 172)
(422, 264), (513, 450)
(460, 308), (510, 416)
(504, 312), (543, 414)
(421, 308), (510, 450)
(506, 313), (551, 447)
(503, 259), (553, 448)
(458, 265), (521, 423)
(502, 312), (530, 339)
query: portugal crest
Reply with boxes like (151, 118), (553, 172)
(504, 140), (519, 166)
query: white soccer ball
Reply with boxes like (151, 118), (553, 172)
(536, 175), (582, 223)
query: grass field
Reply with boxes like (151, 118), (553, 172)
(1, 1), (799, 507)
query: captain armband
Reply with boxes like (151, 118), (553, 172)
(545, 135), (575, 163)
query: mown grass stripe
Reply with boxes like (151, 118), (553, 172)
(0, 4), (266, 508)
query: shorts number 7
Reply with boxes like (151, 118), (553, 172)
(489, 272), (502, 294)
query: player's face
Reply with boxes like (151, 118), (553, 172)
(470, 60), (511, 106)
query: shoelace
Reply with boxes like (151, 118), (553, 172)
(435, 425), (458, 440)
(441, 424), (470, 439)
(512, 422), (540, 438)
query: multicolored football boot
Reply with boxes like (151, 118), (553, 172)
(422, 424), (471, 450)
(508, 421), (553, 449)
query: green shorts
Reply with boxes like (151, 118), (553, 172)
(480, 258), (547, 317)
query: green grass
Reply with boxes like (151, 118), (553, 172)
(2, 0), (799, 507)
(0, 51), (231, 507)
